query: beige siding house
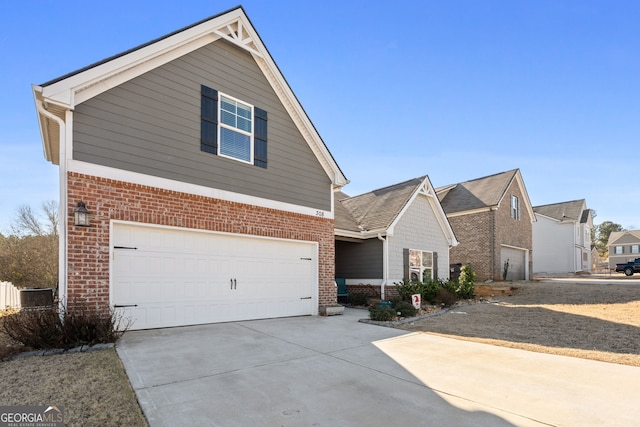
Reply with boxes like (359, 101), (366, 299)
(608, 230), (640, 269)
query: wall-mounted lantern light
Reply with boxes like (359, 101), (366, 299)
(73, 201), (90, 227)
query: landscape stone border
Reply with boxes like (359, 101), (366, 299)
(358, 300), (501, 328)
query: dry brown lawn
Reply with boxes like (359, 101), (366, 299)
(0, 311), (147, 427)
(398, 279), (640, 366)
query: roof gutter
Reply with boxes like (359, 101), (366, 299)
(35, 97), (68, 314)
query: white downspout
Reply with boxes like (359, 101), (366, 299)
(35, 99), (67, 311)
(378, 234), (388, 300)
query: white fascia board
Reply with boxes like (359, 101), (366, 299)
(250, 53), (347, 189)
(334, 228), (387, 240)
(500, 170), (536, 223)
(68, 160), (333, 219)
(515, 171), (536, 223)
(446, 206), (494, 217)
(40, 11), (242, 108)
(39, 8), (347, 189)
(386, 177), (458, 246)
(534, 213), (564, 223)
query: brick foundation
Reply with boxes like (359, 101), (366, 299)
(66, 172), (336, 314)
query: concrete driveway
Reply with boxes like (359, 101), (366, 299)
(117, 308), (640, 427)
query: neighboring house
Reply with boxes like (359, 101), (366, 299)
(436, 169), (535, 281)
(33, 7), (348, 330)
(335, 176), (458, 299)
(532, 199), (594, 275)
(607, 230), (640, 269)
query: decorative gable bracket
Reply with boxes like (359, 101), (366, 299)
(213, 19), (262, 58)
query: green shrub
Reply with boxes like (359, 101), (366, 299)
(456, 264), (477, 299)
(421, 279), (441, 304)
(389, 296), (403, 306)
(394, 280), (422, 302)
(369, 305), (396, 322)
(393, 301), (417, 318)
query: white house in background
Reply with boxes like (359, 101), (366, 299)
(532, 199), (593, 275)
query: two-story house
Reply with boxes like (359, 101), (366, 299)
(608, 230), (640, 269)
(436, 169), (535, 281)
(532, 199), (593, 275)
(33, 7), (348, 330)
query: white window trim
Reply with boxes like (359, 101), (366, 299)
(409, 249), (434, 282)
(511, 195), (520, 220)
(218, 92), (254, 165)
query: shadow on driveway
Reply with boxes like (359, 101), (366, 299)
(117, 309), (529, 426)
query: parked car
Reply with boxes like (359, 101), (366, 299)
(614, 258), (640, 276)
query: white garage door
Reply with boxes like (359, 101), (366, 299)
(112, 223), (317, 330)
(500, 246), (526, 280)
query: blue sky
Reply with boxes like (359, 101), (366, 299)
(1, 0), (638, 232)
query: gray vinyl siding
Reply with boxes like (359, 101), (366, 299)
(335, 239), (383, 279)
(389, 195), (451, 281)
(73, 39), (331, 211)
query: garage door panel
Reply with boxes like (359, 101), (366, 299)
(112, 224), (316, 330)
(500, 247), (526, 281)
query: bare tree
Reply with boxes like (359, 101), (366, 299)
(11, 201), (58, 237)
(0, 201), (58, 289)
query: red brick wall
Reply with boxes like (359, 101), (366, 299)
(447, 180), (532, 281)
(66, 172), (336, 314)
(494, 180), (533, 278)
(448, 211), (494, 280)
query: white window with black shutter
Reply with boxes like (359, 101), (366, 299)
(201, 85), (267, 168)
(404, 249), (437, 282)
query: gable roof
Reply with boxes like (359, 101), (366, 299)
(335, 177), (458, 245)
(608, 230), (640, 245)
(533, 199), (587, 222)
(435, 169), (535, 221)
(32, 6), (348, 188)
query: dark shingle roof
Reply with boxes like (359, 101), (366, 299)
(533, 199), (586, 222)
(436, 169), (518, 214)
(335, 177), (425, 232)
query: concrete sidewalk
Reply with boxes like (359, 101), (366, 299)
(117, 308), (640, 426)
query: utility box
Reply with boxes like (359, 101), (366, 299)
(20, 288), (53, 308)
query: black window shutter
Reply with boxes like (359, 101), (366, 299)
(201, 85), (218, 154)
(433, 252), (438, 280)
(403, 248), (410, 281)
(254, 107), (268, 168)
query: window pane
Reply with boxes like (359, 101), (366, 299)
(409, 250), (421, 267)
(237, 103), (251, 119)
(221, 110), (236, 127)
(220, 128), (250, 162)
(422, 251), (433, 268)
(237, 117), (251, 132)
(221, 97), (235, 113)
